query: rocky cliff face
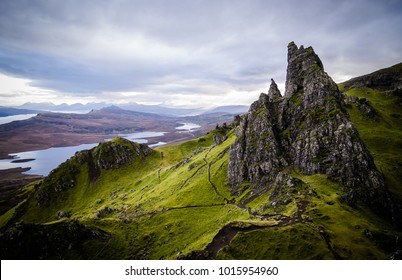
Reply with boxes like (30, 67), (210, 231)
(228, 42), (394, 219)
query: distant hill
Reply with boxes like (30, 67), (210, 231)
(16, 102), (248, 116)
(0, 107), (175, 159)
(16, 102), (108, 113)
(204, 105), (248, 115)
(0, 106), (40, 117)
(90, 105), (176, 120)
(118, 103), (204, 116)
(17, 102), (203, 116)
(340, 62), (402, 93)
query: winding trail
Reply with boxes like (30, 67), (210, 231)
(179, 162), (207, 189)
(203, 146), (231, 203)
(182, 200), (310, 259)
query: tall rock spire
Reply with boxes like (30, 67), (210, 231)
(228, 42), (395, 222)
(285, 41), (324, 97)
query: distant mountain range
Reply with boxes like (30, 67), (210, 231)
(4, 102), (248, 117)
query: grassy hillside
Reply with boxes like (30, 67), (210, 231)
(340, 86), (402, 202)
(1, 82), (401, 259)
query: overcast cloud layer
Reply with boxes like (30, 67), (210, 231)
(0, 0), (401, 108)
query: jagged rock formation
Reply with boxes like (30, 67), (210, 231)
(228, 42), (394, 219)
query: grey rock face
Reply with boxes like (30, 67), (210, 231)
(268, 79), (282, 101)
(228, 42), (393, 219)
(94, 140), (152, 169)
(93, 138), (153, 170)
(345, 94), (379, 119)
(228, 92), (288, 195)
(56, 210), (71, 220)
(213, 133), (227, 145)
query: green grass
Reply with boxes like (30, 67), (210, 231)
(0, 200), (26, 228)
(2, 83), (401, 259)
(18, 132), (218, 224)
(85, 204), (247, 259)
(156, 133), (215, 165)
(217, 224), (332, 260)
(3, 129), (251, 259)
(344, 87), (402, 200)
(291, 172), (394, 259)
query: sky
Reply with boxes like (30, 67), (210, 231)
(0, 0), (401, 109)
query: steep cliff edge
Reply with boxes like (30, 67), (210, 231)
(228, 42), (395, 221)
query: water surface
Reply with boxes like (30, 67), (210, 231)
(175, 123), (201, 131)
(0, 143), (98, 176)
(0, 131), (167, 176)
(0, 114), (37, 125)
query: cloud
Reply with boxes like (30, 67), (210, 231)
(0, 0), (401, 107)
(0, 73), (59, 106)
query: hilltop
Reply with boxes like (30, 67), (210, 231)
(0, 43), (401, 260)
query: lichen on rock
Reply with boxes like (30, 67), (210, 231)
(93, 137), (153, 170)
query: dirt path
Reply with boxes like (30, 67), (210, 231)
(179, 161), (207, 189)
(182, 200), (310, 259)
(203, 146), (231, 203)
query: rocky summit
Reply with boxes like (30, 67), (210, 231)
(228, 42), (394, 221)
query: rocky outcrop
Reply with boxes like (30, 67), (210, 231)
(34, 138), (154, 207)
(227, 91), (288, 195)
(228, 42), (394, 220)
(92, 137), (153, 169)
(345, 95), (380, 119)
